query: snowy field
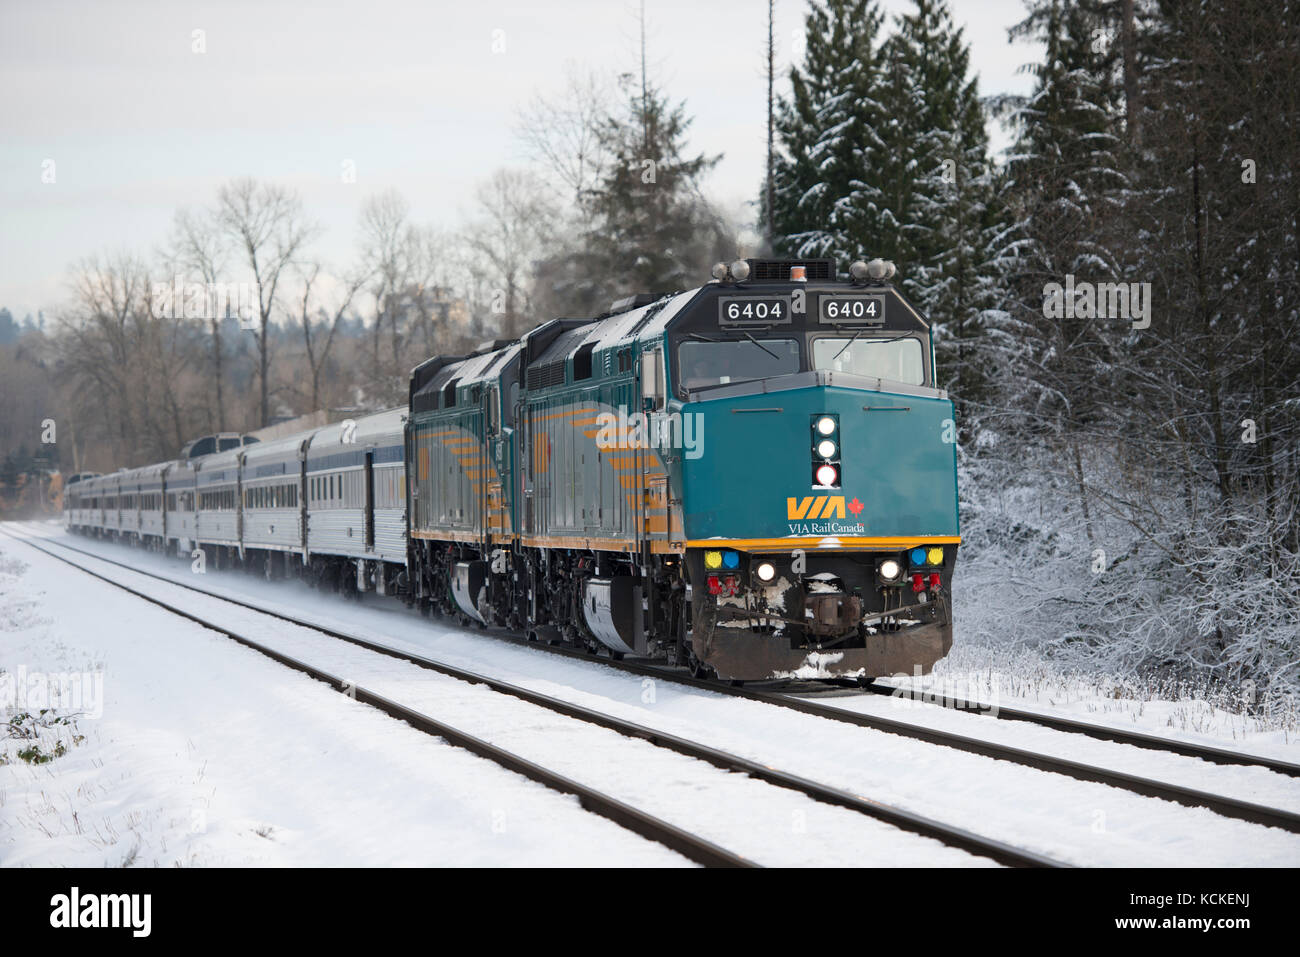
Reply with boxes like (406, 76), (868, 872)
(3, 520), (1299, 867)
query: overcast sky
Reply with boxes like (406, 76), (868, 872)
(0, 0), (1040, 321)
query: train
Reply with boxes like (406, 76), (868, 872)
(63, 256), (960, 682)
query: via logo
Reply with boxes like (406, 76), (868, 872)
(786, 495), (865, 520)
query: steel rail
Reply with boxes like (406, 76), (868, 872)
(857, 680), (1300, 777)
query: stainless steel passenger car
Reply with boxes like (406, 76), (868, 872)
(165, 459), (198, 553)
(137, 462), (169, 546)
(241, 433), (310, 559)
(305, 409), (407, 593)
(195, 448), (242, 555)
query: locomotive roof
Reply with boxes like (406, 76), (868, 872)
(410, 290), (695, 405)
(410, 342), (523, 408)
(585, 289), (695, 348)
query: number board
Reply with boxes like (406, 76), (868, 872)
(818, 293), (886, 325)
(718, 296), (792, 327)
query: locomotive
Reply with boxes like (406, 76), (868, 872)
(65, 257), (959, 682)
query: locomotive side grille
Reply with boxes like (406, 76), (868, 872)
(527, 359), (567, 390)
(746, 258), (837, 282)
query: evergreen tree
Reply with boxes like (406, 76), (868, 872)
(541, 74), (732, 318)
(0, 307), (18, 345)
(771, 0), (889, 261)
(878, 0), (1002, 410)
(990, 0), (1127, 454)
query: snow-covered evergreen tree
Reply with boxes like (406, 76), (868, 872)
(989, 0), (1128, 456)
(771, 0), (889, 261)
(878, 0), (1002, 411)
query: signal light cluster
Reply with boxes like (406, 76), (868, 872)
(704, 549), (741, 570)
(909, 547), (944, 567)
(880, 546), (945, 591)
(812, 415), (840, 488)
(707, 574), (739, 597)
(911, 572), (941, 593)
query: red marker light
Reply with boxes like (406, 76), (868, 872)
(911, 573), (925, 593)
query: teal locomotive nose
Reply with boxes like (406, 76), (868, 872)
(679, 385), (959, 545)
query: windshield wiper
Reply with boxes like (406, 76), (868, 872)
(741, 331), (779, 360)
(832, 332), (912, 361)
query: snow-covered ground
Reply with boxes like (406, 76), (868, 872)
(5, 520), (1300, 867)
(0, 524), (984, 867)
(0, 532), (692, 867)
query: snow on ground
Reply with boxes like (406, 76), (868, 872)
(894, 641), (1300, 758)
(8, 521), (1300, 867)
(0, 530), (693, 867)
(1, 525), (986, 867)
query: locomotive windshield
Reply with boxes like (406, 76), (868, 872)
(812, 335), (924, 385)
(678, 337), (800, 392)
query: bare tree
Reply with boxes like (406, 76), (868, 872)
(56, 252), (195, 465)
(358, 189), (418, 403)
(164, 207), (228, 430)
(293, 261), (366, 412)
(462, 168), (558, 338)
(215, 177), (319, 427)
(515, 67), (612, 208)
(404, 225), (460, 357)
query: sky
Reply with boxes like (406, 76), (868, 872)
(0, 0), (1041, 322)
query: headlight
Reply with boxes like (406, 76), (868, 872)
(815, 464), (838, 486)
(816, 439), (836, 459)
(756, 562), (776, 582)
(878, 559), (902, 582)
(704, 550), (723, 569)
(816, 416), (836, 436)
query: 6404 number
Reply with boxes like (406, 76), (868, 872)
(719, 297), (791, 326)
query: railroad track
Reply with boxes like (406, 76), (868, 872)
(856, 679), (1300, 777)
(13, 524), (1300, 835)
(1, 525), (1063, 868)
